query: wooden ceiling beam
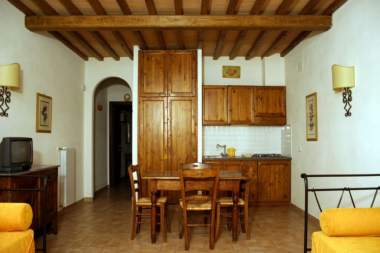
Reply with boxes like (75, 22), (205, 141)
(112, 31), (133, 58)
(70, 32), (103, 60)
(280, 0), (347, 56)
(145, 0), (167, 49)
(26, 15), (332, 31)
(15, 0), (90, 60)
(86, 0), (107, 15)
(7, 0), (35, 16)
(245, 0), (297, 59)
(115, 0), (147, 50)
(174, 0), (185, 49)
(116, 0), (132, 14)
(58, 0), (82, 15)
(229, 0), (270, 59)
(213, 0), (241, 59)
(86, 0), (124, 60)
(50, 32), (89, 60)
(262, 0), (320, 57)
(245, 31), (265, 60)
(197, 0), (211, 49)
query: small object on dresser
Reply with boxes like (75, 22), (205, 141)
(226, 147), (236, 157)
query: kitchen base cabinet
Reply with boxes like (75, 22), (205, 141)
(203, 159), (290, 205)
(257, 160), (291, 204)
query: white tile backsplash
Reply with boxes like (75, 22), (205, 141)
(204, 126), (283, 156)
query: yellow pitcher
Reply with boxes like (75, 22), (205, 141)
(226, 147), (236, 157)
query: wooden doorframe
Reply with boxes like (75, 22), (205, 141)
(109, 101), (132, 187)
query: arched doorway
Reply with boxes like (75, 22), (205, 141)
(93, 77), (132, 195)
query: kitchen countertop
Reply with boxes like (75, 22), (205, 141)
(203, 155), (292, 161)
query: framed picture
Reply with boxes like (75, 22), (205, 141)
(222, 66), (240, 78)
(306, 92), (318, 141)
(36, 93), (52, 133)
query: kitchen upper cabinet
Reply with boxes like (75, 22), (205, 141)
(257, 160), (290, 203)
(167, 51), (197, 97)
(203, 85), (286, 126)
(138, 97), (168, 174)
(139, 51), (167, 97)
(228, 86), (253, 124)
(252, 86), (286, 125)
(168, 97), (197, 173)
(203, 86), (228, 125)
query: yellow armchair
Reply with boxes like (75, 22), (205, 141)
(312, 208), (380, 253)
(0, 203), (35, 253)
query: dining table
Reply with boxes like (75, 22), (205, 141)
(142, 169), (248, 243)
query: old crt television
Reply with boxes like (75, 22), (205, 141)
(0, 137), (33, 173)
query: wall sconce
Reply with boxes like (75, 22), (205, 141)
(0, 63), (20, 117)
(332, 64), (355, 117)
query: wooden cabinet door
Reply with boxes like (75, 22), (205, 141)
(138, 97), (168, 175)
(242, 161), (258, 202)
(139, 51), (167, 97)
(167, 51), (197, 96)
(228, 86), (253, 124)
(257, 160), (290, 203)
(203, 86), (228, 125)
(168, 97), (197, 173)
(252, 86), (286, 125)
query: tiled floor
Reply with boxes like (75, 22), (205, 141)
(45, 183), (319, 252)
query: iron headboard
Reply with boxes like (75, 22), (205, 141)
(301, 173), (380, 253)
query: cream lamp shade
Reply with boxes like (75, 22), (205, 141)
(332, 64), (355, 90)
(0, 63), (20, 88)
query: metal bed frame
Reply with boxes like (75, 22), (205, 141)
(301, 173), (380, 253)
(0, 174), (49, 253)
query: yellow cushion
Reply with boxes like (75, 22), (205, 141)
(0, 229), (35, 253)
(312, 231), (380, 253)
(320, 208), (380, 237)
(0, 203), (33, 232)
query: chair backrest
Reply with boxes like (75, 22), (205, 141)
(128, 165), (141, 202)
(180, 163), (219, 209)
(241, 164), (257, 202)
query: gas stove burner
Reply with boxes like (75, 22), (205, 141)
(252, 153), (283, 158)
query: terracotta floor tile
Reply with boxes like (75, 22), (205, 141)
(42, 182), (319, 252)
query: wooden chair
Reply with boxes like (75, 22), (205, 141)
(215, 165), (255, 240)
(179, 163), (219, 250)
(128, 165), (168, 241)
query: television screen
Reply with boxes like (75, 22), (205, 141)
(11, 140), (30, 163)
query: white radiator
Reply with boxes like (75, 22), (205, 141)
(58, 147), (76, 209)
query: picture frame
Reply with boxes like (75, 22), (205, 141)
(222, 65), (241, 78)
(306, 92), (318, 141)
(36, 93), (52, 133)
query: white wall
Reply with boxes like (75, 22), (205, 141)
(83, 58), (134, 197)
(286, 0), (380, 217)
(203, 54), (285, 85)
(0, 1), (85, 200)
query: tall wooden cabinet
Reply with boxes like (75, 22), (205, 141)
(138, 50), (197, 180)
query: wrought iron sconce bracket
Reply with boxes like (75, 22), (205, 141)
(342, 87), (352, 117)
(0, 86), (11, 117)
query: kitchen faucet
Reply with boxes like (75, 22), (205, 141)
(216, 144), (227, 157)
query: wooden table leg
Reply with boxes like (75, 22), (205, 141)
(232, 191), (239, 241)
(151, 190), (157, 243)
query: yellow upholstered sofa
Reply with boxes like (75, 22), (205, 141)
(312, 208), (380, 253)
(0, 203), (35, 253)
